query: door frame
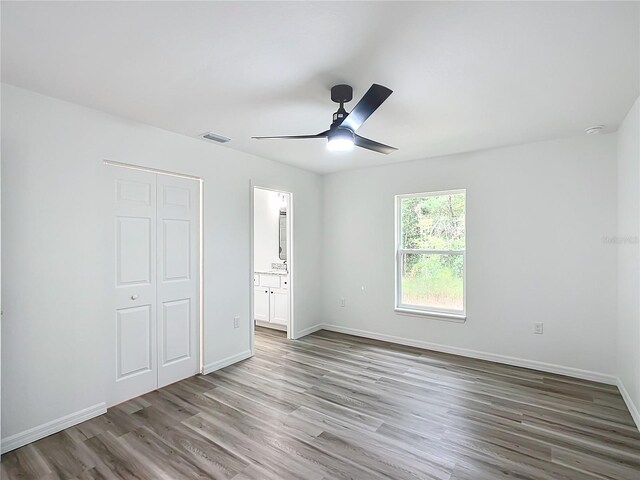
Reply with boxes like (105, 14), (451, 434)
(104, 160), (205, 382)
(250, 183), (295, 354)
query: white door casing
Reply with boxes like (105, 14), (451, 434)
(156, 174), (199, 389)
(110, 168), (158, 405)
(109, 166), (199, 406)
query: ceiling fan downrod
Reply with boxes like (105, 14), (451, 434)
(330, 84), (354, 128)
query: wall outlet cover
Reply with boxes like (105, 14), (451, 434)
(534, 323), (544, 334)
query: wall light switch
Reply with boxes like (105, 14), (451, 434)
(534, 322), (544, 334)
(340, 298), (346, 307)
(234, 316), (240, 328)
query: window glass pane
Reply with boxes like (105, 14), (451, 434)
(401, 252), (463, 311)
(401, 193), (465, 250)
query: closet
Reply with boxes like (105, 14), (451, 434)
(108, 166), (200, 406)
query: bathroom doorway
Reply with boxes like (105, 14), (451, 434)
(250, 186), (294, 353)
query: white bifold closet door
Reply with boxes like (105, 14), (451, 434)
(109, 167), (199, 406)
(156, 174), (199, 389)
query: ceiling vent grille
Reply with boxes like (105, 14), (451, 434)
(201, 132), (231, 143)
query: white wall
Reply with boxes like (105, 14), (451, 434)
(617, 96), (640, 424)
(0, 84), (322, 444)
(254, 188), (285, 272)
(1, 81), (635, 448)
(322, 135), (618, 379)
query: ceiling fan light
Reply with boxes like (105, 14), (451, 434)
(327, 138), (354, 152)
(327, 128), (354, 152)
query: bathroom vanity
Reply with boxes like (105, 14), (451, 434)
(254, 271), (289, 330)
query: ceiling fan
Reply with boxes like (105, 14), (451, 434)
(252, 84), (397, 154)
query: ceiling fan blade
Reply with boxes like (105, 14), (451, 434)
(252, 131), (328, 140)
(354, 134), (397, 154)
(340, 84), (392, 132)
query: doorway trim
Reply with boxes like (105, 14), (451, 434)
(103, 160), (205, 376)
(250, 183), (295, 355)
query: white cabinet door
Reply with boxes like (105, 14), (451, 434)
(156, 175), (199, 389)
(270, 288), (289, 325)
(254, 287), (270, 322)
(109, 167), (158, 406)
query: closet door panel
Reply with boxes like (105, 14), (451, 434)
(157, 175), (199, 388)
(109, 168), (158, 406)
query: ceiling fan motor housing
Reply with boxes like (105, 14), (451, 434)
(332, 106), (349, 127)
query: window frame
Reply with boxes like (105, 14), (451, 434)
(394, 189), (467, 321)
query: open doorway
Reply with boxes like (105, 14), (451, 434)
(251, 186), (293, 351)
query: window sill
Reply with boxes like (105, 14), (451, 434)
(394, 308), (467, 323)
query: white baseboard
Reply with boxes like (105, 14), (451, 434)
(202, 349), (253, 375)
(318, 324), (618, 386)
(293, 323), (324, 339)
(3, 335), (634, 456)
(256, 320), (286, 332)
(1, 402), (107, 454)
(617, 378), (640, 432)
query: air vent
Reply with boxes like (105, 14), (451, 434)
(200, 132), (231, 143)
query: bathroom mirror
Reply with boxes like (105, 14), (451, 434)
(279, 209), (287, 261)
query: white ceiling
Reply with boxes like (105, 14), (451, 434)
(2, 1), (638, 174)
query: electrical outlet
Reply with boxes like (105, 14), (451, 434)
(534, 322), (544, 334)
(340, 297), (346, 307)
(234, 316), (240, 328)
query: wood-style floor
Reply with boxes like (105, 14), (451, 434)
(3, 327), (640, 479)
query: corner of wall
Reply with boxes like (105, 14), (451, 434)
(202, 350), (253, 375)
(617, 377), (640, 432)
(615, 94), (640, 431)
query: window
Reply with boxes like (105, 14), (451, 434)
(395, 190), (466, 319)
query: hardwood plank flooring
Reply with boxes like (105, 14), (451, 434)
(3, 327), (640, 479)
